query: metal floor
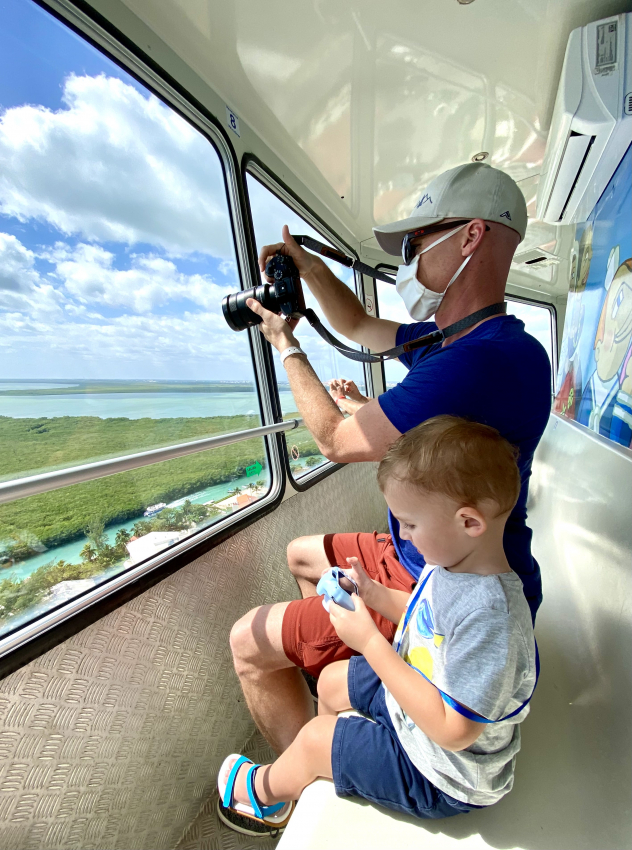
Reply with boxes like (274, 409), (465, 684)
(176, 727), (280, 850)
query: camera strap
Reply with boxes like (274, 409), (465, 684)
(293, 235), (395, 284)
(300, 302), (507, 363)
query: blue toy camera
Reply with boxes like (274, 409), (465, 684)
(316, 567), (358, 612)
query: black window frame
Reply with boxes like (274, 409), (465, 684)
(242, 156), (376, 492)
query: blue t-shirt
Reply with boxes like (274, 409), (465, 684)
(379, 315), (551, 621)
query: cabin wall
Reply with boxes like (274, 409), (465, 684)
(522, 414), (631, 848)
(0, 462), (386, 850)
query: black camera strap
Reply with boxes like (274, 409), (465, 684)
(300, 302), (507, 363)
(293, 235), (395, 284)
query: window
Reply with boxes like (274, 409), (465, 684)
(0, 0), (276, 640)
(246, 171), (369, 480)
(506, 299), (556, 379)
(374, 280), (556, 389)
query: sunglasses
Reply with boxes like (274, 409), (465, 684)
(401, 219), (490, 265)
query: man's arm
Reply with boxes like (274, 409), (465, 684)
(246, 299), (402, 463)
(258, 225), (401, 352)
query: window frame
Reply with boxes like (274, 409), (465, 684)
(0, 0), (287, 674)
(242, 156), (375, 492)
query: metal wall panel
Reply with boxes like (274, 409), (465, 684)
(0, 462), (386, 850)
(522, 414), (631, 849)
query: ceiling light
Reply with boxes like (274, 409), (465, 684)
(457, 0), (476, 4)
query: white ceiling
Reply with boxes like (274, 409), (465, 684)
(117, 0), (628, 295)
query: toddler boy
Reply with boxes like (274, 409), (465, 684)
(218, 415), (538, 835)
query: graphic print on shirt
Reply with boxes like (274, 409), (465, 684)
(399, 572), (445, 684)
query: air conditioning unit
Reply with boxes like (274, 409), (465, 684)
(536, 13), (631, 225)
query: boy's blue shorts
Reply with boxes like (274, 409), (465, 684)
(331, 655), (482, 820)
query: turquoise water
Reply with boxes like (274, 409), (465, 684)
(3, 471), (267, 583)
(0, 382), (314, 584)
(0, 390), (297, 419)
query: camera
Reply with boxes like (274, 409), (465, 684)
(222, 254), (306, 331)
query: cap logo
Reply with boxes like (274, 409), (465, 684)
(415, 193), (433, 209)
(500, 210), (512, 220)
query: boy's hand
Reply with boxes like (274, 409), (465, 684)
(328, 593), (381, 654)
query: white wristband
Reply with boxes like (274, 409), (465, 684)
(280, 346), (305, 365)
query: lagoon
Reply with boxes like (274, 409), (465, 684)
(0, 390), (297, 419)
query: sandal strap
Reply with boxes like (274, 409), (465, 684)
(245, 764), (287, 820)
(222, 755), (252, 809)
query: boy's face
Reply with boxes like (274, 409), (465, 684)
(383, 478), (478, 567)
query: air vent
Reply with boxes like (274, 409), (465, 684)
(512, 248), (560, 269)
(625, 92), (632, 115)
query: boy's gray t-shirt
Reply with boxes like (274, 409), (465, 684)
(384, 564), (537, 806)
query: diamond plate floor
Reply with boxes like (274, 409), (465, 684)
(176, 726), (280, 850)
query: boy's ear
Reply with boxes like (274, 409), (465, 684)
(456, 506), (487, 538)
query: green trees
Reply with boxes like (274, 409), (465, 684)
(0, 500), (223, 627)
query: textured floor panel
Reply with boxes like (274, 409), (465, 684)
(0, 463), (386, 850)
(176, 728), (280, 850)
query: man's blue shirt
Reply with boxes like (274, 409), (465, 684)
(378, 315), (552, 621)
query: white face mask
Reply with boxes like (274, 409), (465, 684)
(396, 223), (474, 322)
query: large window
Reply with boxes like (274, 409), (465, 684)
(0, 0), (274, 639)
(375, 279), (556, 388)
(246, 172), (369, 480)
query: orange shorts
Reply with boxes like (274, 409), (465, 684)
(281, 532), (416, 678)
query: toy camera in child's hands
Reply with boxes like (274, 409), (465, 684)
(316, 567), (358, 612)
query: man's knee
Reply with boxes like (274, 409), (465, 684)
(287, 535), (327, 581)
(229, 603), (292, 675)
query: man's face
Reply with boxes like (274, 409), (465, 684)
(595, 262), (632, 382)
(408, 220), (468, 294)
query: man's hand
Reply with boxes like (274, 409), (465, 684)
(327, 379), (368, 405)
(328, 593), (382, 654)
(246, 299), (300, 354)
(258, 224), (325, 282)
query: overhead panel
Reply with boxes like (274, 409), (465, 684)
(234, 2), (353, 206)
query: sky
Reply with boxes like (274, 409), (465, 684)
(0, 0), (256, 381)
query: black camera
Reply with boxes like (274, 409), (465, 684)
(222, 254), (306, 331)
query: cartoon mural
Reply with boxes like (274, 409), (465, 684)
(554, 145), (632, 449)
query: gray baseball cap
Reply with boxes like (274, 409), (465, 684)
(373, 162), (527, 256)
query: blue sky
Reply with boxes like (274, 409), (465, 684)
(0, 0), (253, 381)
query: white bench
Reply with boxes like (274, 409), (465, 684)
(277, 657), (627, 850)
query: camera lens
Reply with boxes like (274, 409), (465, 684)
(222, 284), (269, 331)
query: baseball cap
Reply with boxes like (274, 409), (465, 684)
(373, 163), (527, 256)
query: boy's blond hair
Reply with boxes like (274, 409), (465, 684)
(377, 416), (520, 515)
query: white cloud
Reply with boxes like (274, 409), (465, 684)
(47, 242), (230, 313)
(0, 74), (233, 257)
(0, 233), (64, 316)
(0, 232), (40, 293)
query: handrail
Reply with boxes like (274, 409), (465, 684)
(0, 419), (303, 505)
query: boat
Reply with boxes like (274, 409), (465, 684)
(143, 503), (167, 517)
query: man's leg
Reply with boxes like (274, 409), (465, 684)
(230, 602), (315, 755)
(286, 534), (330, 598)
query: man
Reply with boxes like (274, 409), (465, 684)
(230, 163), (552, 754)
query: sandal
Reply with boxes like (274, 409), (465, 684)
(217, 753), (295, 837)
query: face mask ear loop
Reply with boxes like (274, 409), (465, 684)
(443, 251), (474, 294)
(417, 222), (469, 258)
